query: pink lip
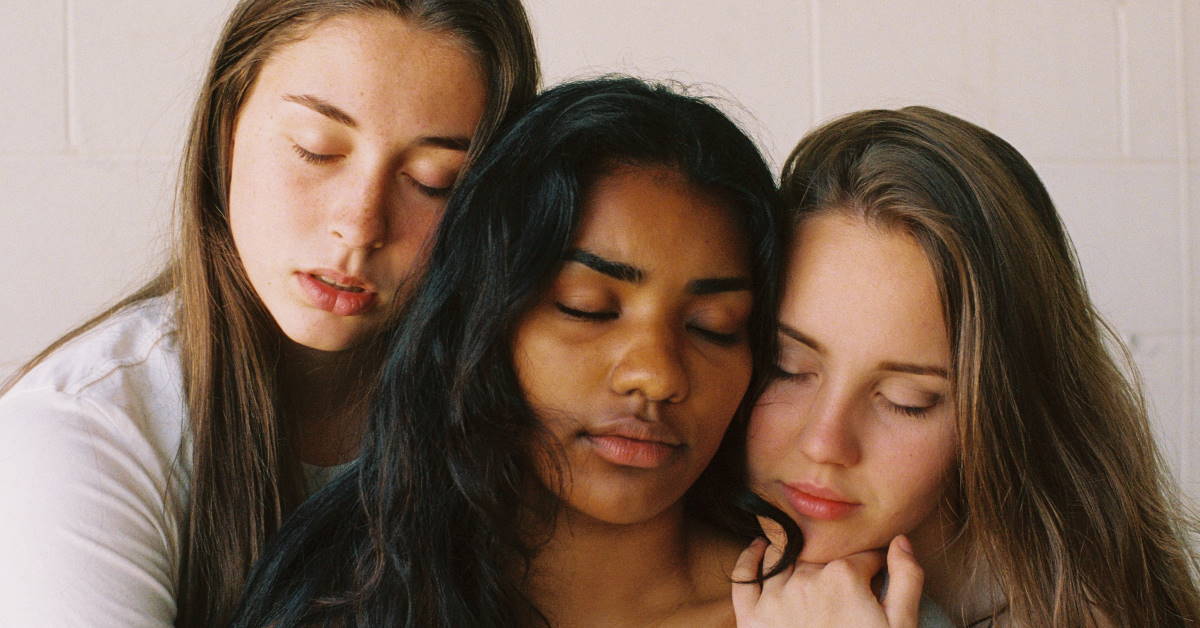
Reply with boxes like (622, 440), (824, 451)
(781, 481), (861, 521)
(296, 270), (377, 317)
(584, 418), (682, 469)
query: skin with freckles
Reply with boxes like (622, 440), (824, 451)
(747, 211), (958, 564)
(229, 12), (486, 352)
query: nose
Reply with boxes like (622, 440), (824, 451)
(329, 168), (389, 250)
(609, 325), (689, 404)
(796, 387), (861, 467)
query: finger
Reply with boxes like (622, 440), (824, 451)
(826, 548), (886, 585)
(882, 536), (924, 628)
(757, 515), (788, 549)
(762, 535), (786, 573)
(731, 538), (767, 619)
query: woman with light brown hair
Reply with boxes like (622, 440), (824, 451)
(0, 1), (537, 626)
(733, 107), (1200, 627)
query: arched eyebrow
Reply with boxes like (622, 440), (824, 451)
(878, 361), (948, 379)
(282, 93), (471, 151)
(568, 249), (642, 283)
(779, 323), (824, 352)
(567, 249), (750, 294)
(284, 94), (357, 127)
(779, 323), (948, 378)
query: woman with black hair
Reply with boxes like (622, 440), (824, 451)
(233, 76), (783, 627)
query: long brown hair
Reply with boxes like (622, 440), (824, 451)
(780, 107), (1200, 626)
(3, 1), (538, 626)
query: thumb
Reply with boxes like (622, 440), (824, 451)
(882, 535), (924, 628)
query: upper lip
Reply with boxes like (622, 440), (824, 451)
(586, 417), (683, 447)
(782, 481), (858, 504)
(303, 268), (376, 292)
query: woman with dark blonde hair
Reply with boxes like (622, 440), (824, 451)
(733, 106), (1200, 627)
(0, 1), (538, 626)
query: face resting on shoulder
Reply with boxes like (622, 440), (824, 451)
(747, 211), (959, 563)
(512, 165), (755, 526)
(228, 11), (487, 352)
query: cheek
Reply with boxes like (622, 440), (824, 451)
(512, 315), (595, 411)
(691, 349), (751, 443)
(874, 423), (957, 519)
(744, 398), (796, 485)
(229, 139), (322, 258)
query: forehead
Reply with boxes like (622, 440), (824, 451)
(251, 12), (485, 131)
(574, 166), (751, 276)
(783, 212), (948, 362)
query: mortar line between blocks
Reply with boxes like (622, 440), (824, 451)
(64, 0), (78, 150)
(1171, 0), (1193, 483)
(809, 0), (821, 126)
(1116, 4), (1132, 158)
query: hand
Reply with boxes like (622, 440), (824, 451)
(731, 535), (924, 628)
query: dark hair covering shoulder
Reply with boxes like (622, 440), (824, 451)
(232, 76), (782, 627)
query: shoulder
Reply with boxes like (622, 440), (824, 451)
(12, 295), (180, 396)
(0, 296), (188, 625)
(1, 295), (186, 460)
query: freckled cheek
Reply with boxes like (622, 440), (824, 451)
(231, 159), (326, 242)
(387, 203), (444, 250)
(876, 435), (957, 526)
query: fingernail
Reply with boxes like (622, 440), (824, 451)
(896, 535), (913, 554)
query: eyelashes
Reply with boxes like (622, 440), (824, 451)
(292, 143), (339, 165)
(292, 144), (454, 199)
(555, 303), (742, 346)
(887, 402), (934, 418)
(770, 366), (942, 418)
(411, 180), (452, 198)
(555, 303), (617, 321)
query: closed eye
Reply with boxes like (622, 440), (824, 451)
(773, 366), (816, 382)
(292, 144), (340, 165)
(887, 402), (934, 418)
(406, 175), (453, 199)
(555, 303), (617, 321)
(689, 325), (740, 347)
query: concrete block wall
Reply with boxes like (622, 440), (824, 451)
(3, 1), (1197, 496)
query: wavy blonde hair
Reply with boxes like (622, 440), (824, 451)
(780, 106), (1200, 627)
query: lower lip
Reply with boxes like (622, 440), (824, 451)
(586, 435), (678, 469)
(781, 484), (860, 521)
(296, 272), (377, 317)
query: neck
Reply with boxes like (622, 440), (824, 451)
(278, 340), (369, 466)
(526, 502), (735, 628)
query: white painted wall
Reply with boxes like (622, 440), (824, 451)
(3, 1), (1197, 496)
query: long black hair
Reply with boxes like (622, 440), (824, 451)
(233, 76), (781, 627)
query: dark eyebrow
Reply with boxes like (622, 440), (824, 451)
(567, 249), (643, 283)
(688, 277), (751, 295)
(283, 94), (357, 128)
(283, 94), (472, 152)
(879, 361), (948, 379)
(420, 136), (472, 151)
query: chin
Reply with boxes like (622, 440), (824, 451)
(796, 531), (882, 564)
(278, 314), (374, 353)
(566, 487), (686, 526)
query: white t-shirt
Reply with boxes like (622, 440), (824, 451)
(0, 296), (349, 627)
